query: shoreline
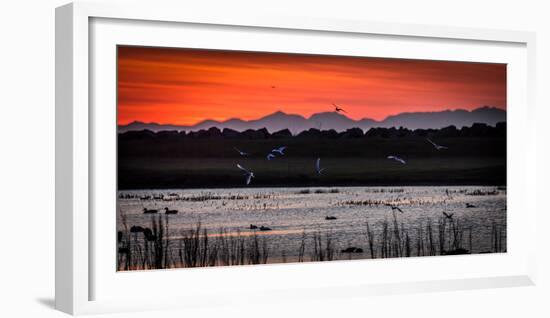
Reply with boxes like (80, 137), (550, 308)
(117, 183), (507, 191)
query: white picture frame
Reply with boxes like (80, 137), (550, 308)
(55, 1), (537, 315)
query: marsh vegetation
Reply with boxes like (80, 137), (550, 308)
(117, 186), (506, 270)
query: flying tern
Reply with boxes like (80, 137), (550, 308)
(237, 163), (255, 185)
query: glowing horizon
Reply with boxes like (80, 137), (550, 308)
(117, 46), (506, 126)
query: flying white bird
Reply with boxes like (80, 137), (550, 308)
(237, 164), (254, 185)
(427, 138), (448, 150)
(332, 103), (347, 113)
(272, 146), (287, 155)
(234, 147), (249, 156)
(316, 158), (325, 175)
(387, 155), (406, 164)
(266, 153), (276, 161)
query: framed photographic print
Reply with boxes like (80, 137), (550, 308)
(56, 2), (537, 315)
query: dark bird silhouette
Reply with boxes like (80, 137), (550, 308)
(164, 207), (178, 214)
(259, 226), (272, 231)
(442, 211), (454, 220)
(143, 208), (158, 214)
(466, 203), (476, 208)
(332, 103), (347, 113)
(325, 216), (337, 220)
(341, 247), (363, 253)
(385, 203), (404, 213)
(249, 224), (258, 230)
(130, 225), (145, 233)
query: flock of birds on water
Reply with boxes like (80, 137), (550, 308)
(134, 103), (469, 228)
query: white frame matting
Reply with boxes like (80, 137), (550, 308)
(55, 2), (537, 315)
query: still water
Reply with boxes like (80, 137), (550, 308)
(117, 186), (506, 266)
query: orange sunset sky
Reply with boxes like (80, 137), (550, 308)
(117, 46), (506, 126)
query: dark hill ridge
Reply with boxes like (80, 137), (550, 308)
(119, 106), (506, 133)
(119, 122), (506, 141)
(118, 122), (506, 189)
(382, 107), (506, 130)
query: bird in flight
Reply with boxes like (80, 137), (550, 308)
(271, 146), (287, 155)
(385, 204), (404, 213)
(332, 103), (347, 113)
(387, 155), (406, 164)
(266, 153), (276, 161)
(316, 158), (325, 175)
(237, 164), (255, 185)
(427, 138), (448, 150)
(234, 147), (249, 156)
(442, 211), (454, 220)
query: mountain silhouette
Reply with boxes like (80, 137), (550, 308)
(119, 106), (505, 133)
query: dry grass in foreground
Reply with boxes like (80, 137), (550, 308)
(117, 212), (505, 271)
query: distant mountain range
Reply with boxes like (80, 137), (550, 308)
(119, 106), (506, 133)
